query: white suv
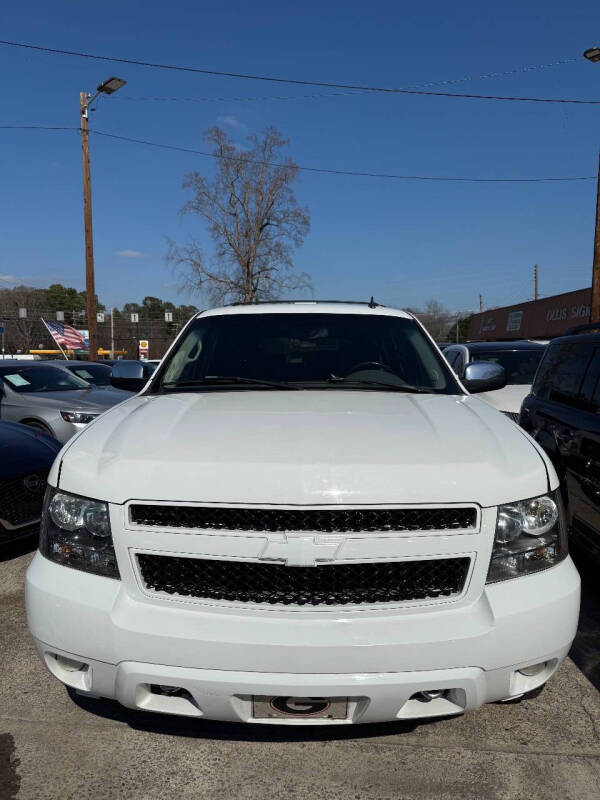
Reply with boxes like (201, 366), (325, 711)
(26, 302), (580, 725)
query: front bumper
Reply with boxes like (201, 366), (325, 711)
(26, 553), (580, 724)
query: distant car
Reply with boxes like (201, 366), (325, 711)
(443, 341), (547, 421)
(0, 421), (61, 544)
(42, 360), (131, 395)
(521, 324), (600, 561)
(0, 361), (131, 443)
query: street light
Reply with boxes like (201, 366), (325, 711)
(583, 48), (600, 321)
(80, 75), (126, 360)
(584, 46), (600, 63)
(96, 76), (127, 95)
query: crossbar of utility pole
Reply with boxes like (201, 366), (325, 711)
(592, 153), (600, 323)
(80, 91), (98, 360)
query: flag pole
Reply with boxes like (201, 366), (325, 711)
(41, 318), (69, 360)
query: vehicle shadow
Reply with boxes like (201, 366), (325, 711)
(0, 534), (37, 563)
(69, 689), (448, 742)
(569, 547), (600, 691)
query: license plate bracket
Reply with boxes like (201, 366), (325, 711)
(252, 696), (349, 720)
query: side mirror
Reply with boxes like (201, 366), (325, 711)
(463, 362), (506, 394)
(110, 360), (146, 392)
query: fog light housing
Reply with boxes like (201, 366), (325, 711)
(54, 654), (88, 672)
(518, 662), (547, 677)
(413, 689), (448, 703)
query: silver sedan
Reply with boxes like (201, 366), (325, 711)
(0, 361), (131, 442)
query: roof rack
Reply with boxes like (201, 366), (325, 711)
(566, 322), (600, 335)
(225, 299), (386, 308)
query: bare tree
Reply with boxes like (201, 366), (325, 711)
(0, 286), (46, 352)
(410, 299), (453, 340)
(167, 126), (311, 305)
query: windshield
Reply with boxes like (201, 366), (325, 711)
(67, 364), (112, 386)
(158, 312), (459, 393)
(0, 365), (90, 393)
(471, 349), (545, 385)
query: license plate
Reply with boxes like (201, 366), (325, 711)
(252, 696), (349, 720)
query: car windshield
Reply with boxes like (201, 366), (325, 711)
(471, 349), (545, 385)
(158, 312), (459, 394)
(0, 365), (90, 393)
(66, 363), (112, 386)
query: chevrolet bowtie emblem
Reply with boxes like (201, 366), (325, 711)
(259, 535), (342, 567)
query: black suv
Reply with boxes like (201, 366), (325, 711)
(520, 324), (600, 560)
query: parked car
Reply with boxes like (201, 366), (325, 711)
(41, 360), (115, 387)
(443, 340), (547, 421)
(0, 421), (61, 545)
(27, 302), (579, 725)
(520, 324), (600, 561)
(0, 361), (131, 443)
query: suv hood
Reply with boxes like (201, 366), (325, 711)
(55, 391), (552, 507)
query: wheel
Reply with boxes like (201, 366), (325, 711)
(22, 419), (54, 437)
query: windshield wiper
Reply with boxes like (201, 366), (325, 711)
(162, 375), (301, 391)
(326, 375), (432, 394)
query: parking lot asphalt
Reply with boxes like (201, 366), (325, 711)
(1, 543), (599, 800)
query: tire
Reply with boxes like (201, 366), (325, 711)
(22, 419), (54, 437)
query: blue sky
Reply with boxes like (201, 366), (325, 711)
(1, 0), (600, 312)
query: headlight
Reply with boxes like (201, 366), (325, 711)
(60, 410), (99, 424)
(486, 492), (567, 583)
(40, 488), (119, 579)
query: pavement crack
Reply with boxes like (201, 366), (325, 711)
(579, 693), (600, 742)
(0, 733), (21, 799)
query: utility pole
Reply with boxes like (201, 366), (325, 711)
(80, 91), (98, 361)
(110, 308), (115, 360)
(534, 264), (539, 301)
(78, 77), (126, 361)
(479, 294), (483, 313)
(592, 153), (600, 323)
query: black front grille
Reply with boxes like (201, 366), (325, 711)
(0, 472), (48, 528)
(137, 554), (470, 606)
(131, 505), (477, 533)
(502, 411), (520, 424)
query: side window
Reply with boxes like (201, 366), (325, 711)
(533, 342), (594, 408)
(444, 349), (459, 368)
(453, 350), (466, 376)
(581, 348), (600, 413)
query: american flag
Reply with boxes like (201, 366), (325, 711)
(42, 319), (88, 350)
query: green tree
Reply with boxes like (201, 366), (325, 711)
(44, 284), (85, 313)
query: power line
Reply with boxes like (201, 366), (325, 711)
(0, 124), (595, 183)
(0, 39), (596, 105)
(0, 125), (78, 131)
(116, 58), (581, 105)
(90, 129), (597, 183)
